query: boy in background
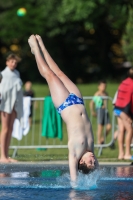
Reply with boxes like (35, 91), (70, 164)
(90, 80), (111, 144)
(0, 54), (23, 163)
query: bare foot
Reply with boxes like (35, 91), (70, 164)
(0, 158), (10, 163)
(124, 155), (133, 160)
(118, 154), (124, 160)
(35, 35), (45, 51)
(118, 157), (124, 160)
(8, 157), (18, 163)
(28, 34), (39, 54)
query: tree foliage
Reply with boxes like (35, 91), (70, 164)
(122, 7), (133, 66)
(0, 0), (133, 82)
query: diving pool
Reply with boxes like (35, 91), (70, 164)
(0, 163), (133, 200)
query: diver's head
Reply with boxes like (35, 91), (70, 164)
(78, 151), (96, 174)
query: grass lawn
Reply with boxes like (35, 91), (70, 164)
(10, 82), (130, 162)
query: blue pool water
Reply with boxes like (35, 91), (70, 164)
(0, 164), (133, 200)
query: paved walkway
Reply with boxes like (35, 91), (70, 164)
(0, 160), (132, 166)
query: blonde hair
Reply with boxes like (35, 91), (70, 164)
(6, 53), (21, 63)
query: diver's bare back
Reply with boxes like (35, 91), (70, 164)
(61, 104), (94, 159)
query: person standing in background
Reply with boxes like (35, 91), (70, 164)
(90, 80), (111, 144)
(0, 54), (23, 163)
(114, 68), (133, 160)
(23, 81), (35, 125)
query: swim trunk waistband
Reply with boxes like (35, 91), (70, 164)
(114, 108), (122, 116)
(57, 93), (84, 114)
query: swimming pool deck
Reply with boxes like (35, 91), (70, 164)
(0, 160), (132, 166)
(0, 161), (132, 173)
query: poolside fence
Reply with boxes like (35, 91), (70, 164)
(10, 96), (116, 157)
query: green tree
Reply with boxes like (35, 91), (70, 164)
(122, 8), (133, 66)
(0, 0), (133, 82)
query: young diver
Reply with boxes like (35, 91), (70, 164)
(28, 34), (99, 183)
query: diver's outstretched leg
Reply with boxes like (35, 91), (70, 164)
(28, 35), (69, 108)
(35, 35), (82, 98)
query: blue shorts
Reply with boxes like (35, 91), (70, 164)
(57, 93), (84, 114)
(114, 108), (122, 116)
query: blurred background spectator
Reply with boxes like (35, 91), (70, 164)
(90, 80), (111, 144)
(23, 81), (35, 125)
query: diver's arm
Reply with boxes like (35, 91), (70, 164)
(69, 152), (78, 183)
(88, 133), (99, 168)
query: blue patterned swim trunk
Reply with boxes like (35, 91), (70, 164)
(57, 93), (84, 114)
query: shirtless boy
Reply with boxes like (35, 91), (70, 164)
(28, 35), (99, 183)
